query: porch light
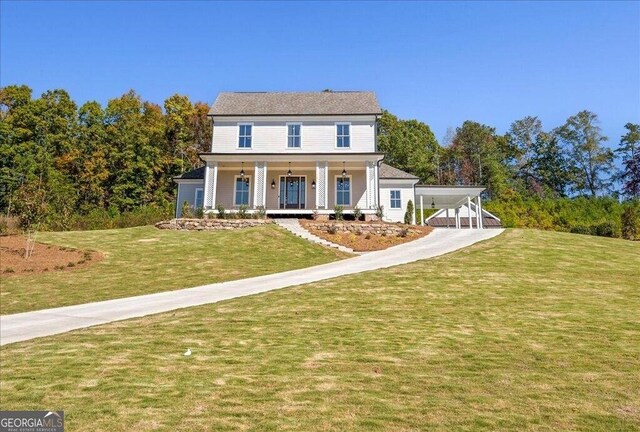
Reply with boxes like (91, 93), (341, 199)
(341, 162), (347, 178)
(287, 162), (292, 177)
(240, 162), (245, 178)
(311, 180), (316, 190)
(271, 179), (276, 189)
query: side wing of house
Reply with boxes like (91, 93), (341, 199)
(174, 167), (205, 217)
(378, 163), (419, 223)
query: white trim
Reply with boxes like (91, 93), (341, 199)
(286, 122), (303, 149)
(233, 175), (252, 206)
(335, 122), (352, 149)
(278, 175), (308, 210)
(174, 179), (204, 185)
(334, 174), (353, 207)
(236, 122), (254, 149)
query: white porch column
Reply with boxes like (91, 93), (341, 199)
(446, 208), (450, 228)
(467, 196), (473, 229)
(455, 207), (460, 229)
(315, 161), (328, 209)
(365, 161), (378, 209)
(203, 161), (218, 209)
(477, 195), (483, 229)
(420, 196), (424, 226)
(253, 162), (267, 208)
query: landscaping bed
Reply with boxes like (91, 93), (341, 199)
(300, 220), (433, 251)
(0, 235), (101, 276)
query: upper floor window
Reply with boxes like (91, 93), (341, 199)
(287, 124), (301, 148)
(390, 190), (401, 209)
(336, 123), (350, 148)
(238, 124), (252, 148)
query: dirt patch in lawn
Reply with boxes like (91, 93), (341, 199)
(0, 235), (102, 276)
(300, 220), (433, 251)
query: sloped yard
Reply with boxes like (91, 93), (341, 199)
(0, 229), (638, 430)
(0, 225), (348, 315)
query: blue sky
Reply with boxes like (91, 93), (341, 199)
(1, 1), (638, 146)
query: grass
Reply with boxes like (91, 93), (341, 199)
(1, 229), (639, 431)
(0, 225), (348, 314)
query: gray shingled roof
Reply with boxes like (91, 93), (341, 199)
(209, 91), (382, 116)
(379, 163), (419, 179)
(174, 166), (204, 180)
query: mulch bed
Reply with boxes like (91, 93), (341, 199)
(300, 220), (433, 252)
(0, 235), (102, 277)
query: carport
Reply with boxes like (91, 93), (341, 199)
(414, 185), (486, 229)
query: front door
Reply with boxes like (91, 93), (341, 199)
(279, 176), (306, 209)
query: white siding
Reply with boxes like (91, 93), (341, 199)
(176, 182), (204, 217)
(211, 116), (376, 153)
(379, 181), (416, 223)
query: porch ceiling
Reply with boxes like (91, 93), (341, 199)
(415, 185), (485, 209)
(199, 152), (385, 163)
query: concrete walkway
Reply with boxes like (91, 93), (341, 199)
(274, 218), (354, 253)
(0, 228), (503, 346)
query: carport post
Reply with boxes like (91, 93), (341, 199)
(477, 195), (483, 229)
(467, 196), (472, 229)
(446, 208), (450, 228)
(455, 207), (460, 228)
(420, 196), (424, 226)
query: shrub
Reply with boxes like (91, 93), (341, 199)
(334, 205), (344, 221)
(0, 219), (8, 235)
(327, 225), (338, 235)
(4, 268), (15, 273)
(397, 228), (409, 238)
(404, 200), (414, 225)
(570, 225), (591, 235)
(353, 206), (362, 221)
(621, 204), (639, 240)
(194, 207), (204, 219)
(312, 209), (320, 220)
(590, 221), (618, 238)
(215, 204), (226, 219)
(181, 201), (193, 219)
(376, 205), (384, 219)
(255, 205), (267, 219)
(238, 205), (248, 219)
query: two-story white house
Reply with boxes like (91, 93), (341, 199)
(174, 91), (418, 222)
(173, 91), (497, 227)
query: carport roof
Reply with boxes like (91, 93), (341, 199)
(414, 185), (486, 209)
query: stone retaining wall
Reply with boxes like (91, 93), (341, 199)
(156, 218), (273, 231)
(304, 221), (422, 236)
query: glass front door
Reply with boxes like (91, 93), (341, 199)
(279, 176), (306, 209)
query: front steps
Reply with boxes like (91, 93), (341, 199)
(274, 219), (354, 254)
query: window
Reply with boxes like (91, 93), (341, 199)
(336, 177), (351, 206)
(336, 123), (350, 148)
(287, 123), (301, 148)
(390, 190), (401, 209)
(194, 188), (204, 209)
(238, 124), (252, 148)
(234, 176), (251, 206)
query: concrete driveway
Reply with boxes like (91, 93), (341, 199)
(0, 228), (503, 345)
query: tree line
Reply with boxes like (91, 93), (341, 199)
(1, 85), (211, 230)
(1, 85), (638, 236)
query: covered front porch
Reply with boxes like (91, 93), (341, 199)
(199, 153), (384, 217)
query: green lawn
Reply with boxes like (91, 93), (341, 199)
(1, 229), (639, 431)
(0, 225), (348, 315)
